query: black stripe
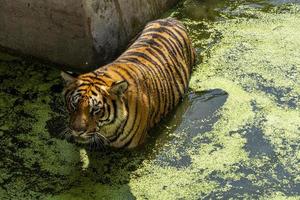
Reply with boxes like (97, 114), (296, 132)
(64, 88), (73, 97)
(174, 25), (194, 70)
(138, 39), (183, 106)
(115, 59), (153, 127)
(91, 90), (97, 96)
(141, 32), (188, 82)
(144, 47), (172, 113)
(123, 62), (151, 127)
(72, 92), (82, 98)
(109, 100), (129, 142)
(118, 57), (161, 125)
(122, 107), (143, 148)
(106, 103), (118, 140)
(142, 30), (185, 59)
(122, 131), (136, 148)
(123, 122), (144, 148)
(123, 51), (168, 116)
(145, 34), (188, 89)
(170, 26), (192, 67)
(103, 72), (112, 79)
(80, 78), (93, 82)
(159, 37), (189, 87)
(94, 84), (102, 92)
(92, 76), (108, 85)
(124, 51), (167, 91)
(155, 19), (188, 39)
(145, 47), (174, 113)
(166, 34), (185, 59)
(151, 46), (183, 106)
(110, 100), (117, 122)
(149, 34), (179, 56)
(157, 21), (194, 66)
(114, 64), (148, 145)
(110, 67), (140, 143)
(99, 102), (112, 123)
(144, 27), (184, 51)
(92, 71), (98, 77)
(158, 19), (188, 34)
(77, 89), (87, 93)
(98, 109), (105, 119)
(78, 83), (90, 87)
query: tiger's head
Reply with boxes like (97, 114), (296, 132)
(61, 71), (129, 148)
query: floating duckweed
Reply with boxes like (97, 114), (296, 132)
(127, 3), (300, 199)
(1, 1), (300, 199)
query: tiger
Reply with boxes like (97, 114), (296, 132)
(61, 18), (196, 149)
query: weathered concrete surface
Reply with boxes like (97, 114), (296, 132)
(0, 0), (178, 71)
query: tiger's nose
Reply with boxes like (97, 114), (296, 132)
(70, 122), (88, 133)
(70, 118), (88, 133)
(70, 107), (90, 135)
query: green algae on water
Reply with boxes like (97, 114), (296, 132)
(127, 2), (300, 199)
(1, 1), (300, 199)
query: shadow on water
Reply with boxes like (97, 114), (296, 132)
(146, 89), (228, 168)
(44, 88), (228, 198)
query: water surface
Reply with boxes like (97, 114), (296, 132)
(1, 0), (300, 199)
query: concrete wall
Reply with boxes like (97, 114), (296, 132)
(0, 0), (178, 71)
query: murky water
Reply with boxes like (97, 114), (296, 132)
(1, 0), (300, 199)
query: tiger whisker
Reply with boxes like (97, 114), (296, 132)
(59, 127), (68, 138)
(94, 136), (101, 150)
(95, 132), (109, 146)
(88, 137), (94, 151)
(87, 133), (108, 151)
(88, 135), (97, 151)
(59, 127), (73, 142)
(94, 136), (102, 150)
(96, 136), (106, 150)
(90, 137), (95, 150)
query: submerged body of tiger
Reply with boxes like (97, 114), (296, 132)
(62, 18), (195, 149)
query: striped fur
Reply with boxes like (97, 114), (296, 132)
(62, 18), (195, 149)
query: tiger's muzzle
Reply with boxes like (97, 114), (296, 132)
(71, 130), (93, 144)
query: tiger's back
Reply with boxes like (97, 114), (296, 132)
(62, 18), (195, 149)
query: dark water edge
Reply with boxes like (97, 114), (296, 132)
(1, 0), (300, 199)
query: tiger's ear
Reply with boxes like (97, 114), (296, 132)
(109, 80), (128, 96)
(61, 71), (76, 85)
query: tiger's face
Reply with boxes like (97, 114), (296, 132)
(61, 72), (128, 147)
